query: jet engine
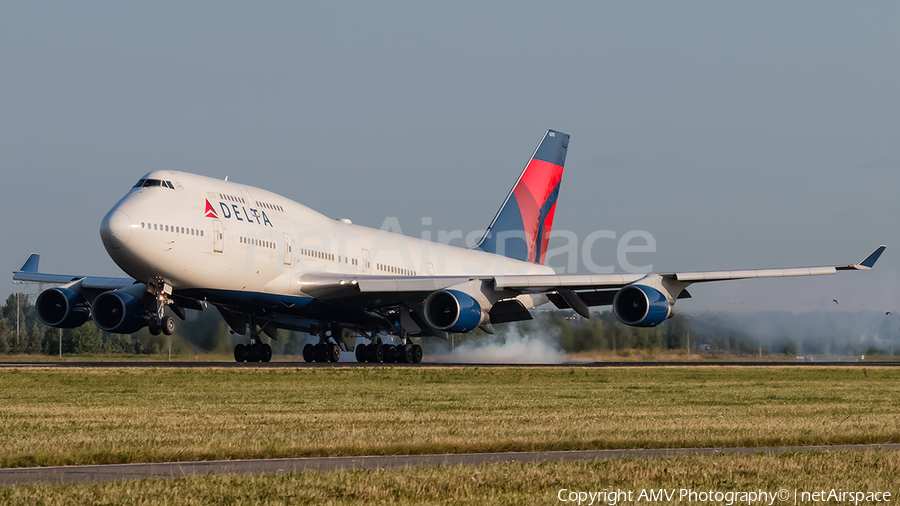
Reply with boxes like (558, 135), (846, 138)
(424, 289), (489, 333)
(91, 284), (149, 334)
(613, 285), (674, 327)
(35, 287), (91, 328)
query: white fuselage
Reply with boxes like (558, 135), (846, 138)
(100, 170), (553, 298)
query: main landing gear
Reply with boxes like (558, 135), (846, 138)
(234, 341), (272, 363)
(233, 316), (272, 363)
(303, 328), (341, 363)
(355, 334), (423, 364)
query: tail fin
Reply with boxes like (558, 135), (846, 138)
(474, 129), (569, 264)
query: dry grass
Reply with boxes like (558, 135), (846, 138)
(0, 366), (898, 468)
(1, 450), (898, 505)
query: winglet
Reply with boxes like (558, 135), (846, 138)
(837, 245), (886, 271)
(857, 245), (886, 269)
(18, 254), (40, 273)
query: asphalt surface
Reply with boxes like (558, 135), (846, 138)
(0, 361), (897, 368)
(1, 444), (898, 486)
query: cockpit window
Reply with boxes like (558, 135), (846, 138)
(133, 179), (175, 189)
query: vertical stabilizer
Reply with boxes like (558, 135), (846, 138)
(474, 129), (569, 264)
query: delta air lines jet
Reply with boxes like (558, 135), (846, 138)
(13, 130), (885, 363)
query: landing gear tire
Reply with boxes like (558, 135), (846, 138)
(355, 344), (368, 362)
(328, 344), (341, 362)
(411, 344), (423, 364)
(315, 343), (330, 363)
(303, 343), (315, 363)
(234, 343), (246, 363)
(246, 344), (260, 363)
(148, 319), (161, 336)
(260, 343), (272, 363)
(367, 343), (383, 363)
(383, 345), (396, 363)
(161, 316), (176, 336)
(398, 344), (412, 364)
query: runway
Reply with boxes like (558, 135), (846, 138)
(0, 361), (897, 368)
(1, 444), (898, 486)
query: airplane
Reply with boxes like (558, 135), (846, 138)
(12, 129), (886, 363)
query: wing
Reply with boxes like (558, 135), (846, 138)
(497, 244), (887, 289)
(296, 245), (887, 325)
(12, 253), (135, 297)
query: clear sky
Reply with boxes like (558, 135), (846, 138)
(2, 2), (898, 315)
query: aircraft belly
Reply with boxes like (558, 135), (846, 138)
(178, 288), (383, 327)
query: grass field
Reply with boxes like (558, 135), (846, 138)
(0, 366), (898, 469)
(2, 451), (898, 505)
(4, 348), (899, 363)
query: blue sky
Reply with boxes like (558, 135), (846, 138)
(2, 2), (898, 314)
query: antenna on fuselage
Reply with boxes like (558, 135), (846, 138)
(225, 176), (229, 181)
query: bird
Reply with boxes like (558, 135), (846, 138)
(833, 299), (839, 305)
(887, 312), (892, 315)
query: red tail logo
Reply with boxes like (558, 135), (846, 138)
(204, 199), (218, 218)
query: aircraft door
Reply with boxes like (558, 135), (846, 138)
(283, 233), (292, 265)
(362, 249), (370, 274)
(213, 220), (224, 253)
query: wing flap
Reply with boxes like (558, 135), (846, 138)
(489, 299), (534, 324)
(673, 266), (837, 282)
(81, 277), (137, 290)
(494, 273), (643, 290)
(357, 276), (473, 293)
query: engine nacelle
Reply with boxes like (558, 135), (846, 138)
(424, 289), (489, 333)
(613, 285), (674, 327)
(35, 288), (91, 328)
(92, 285), (148, 334)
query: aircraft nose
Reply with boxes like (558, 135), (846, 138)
(100, 209), (132, 249)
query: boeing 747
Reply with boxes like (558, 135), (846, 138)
(13, 130), (885, 363)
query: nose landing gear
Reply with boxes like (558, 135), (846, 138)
(148, 315), (176, 336)
(147, 280), (176, 337)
